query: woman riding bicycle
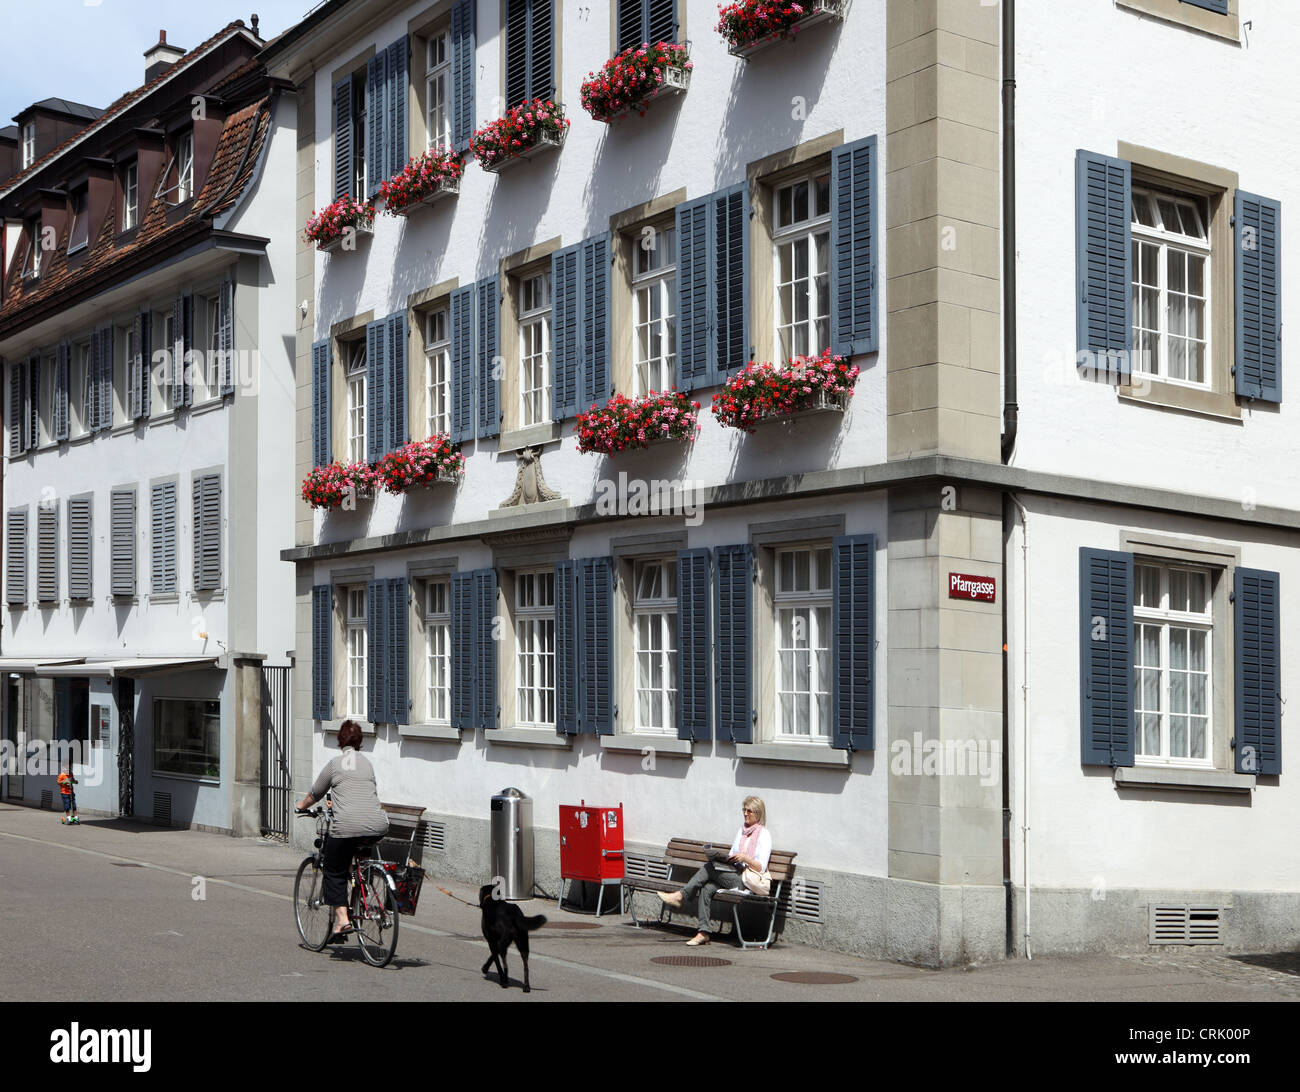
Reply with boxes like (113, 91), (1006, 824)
(296, 719), (389, 942)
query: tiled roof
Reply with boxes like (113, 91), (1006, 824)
(0, 21), (255, 199)
(26, 99), (103, 122)
(0, 98), (272, 330)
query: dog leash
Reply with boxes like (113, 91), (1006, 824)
(435, 885), (479, 909)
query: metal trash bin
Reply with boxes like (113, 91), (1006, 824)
(489, 787), (533, 900)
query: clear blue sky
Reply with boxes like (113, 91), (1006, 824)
(0, 0), (319, 123)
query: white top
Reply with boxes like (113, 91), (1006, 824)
(728, 826), (773, 872)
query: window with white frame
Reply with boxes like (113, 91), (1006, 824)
(115, 323), (134, 424)
(70, 340), (90, 436)
(633, 559), (677, 735)
(346, 339), (367, 463)
(425, 308), (450, 437)
(151, 308), (174, 413)
(177, 131), (194, 203)
(122, 162), (138, 231)
(346, 585), (368, 718)
(1133, 561), (1213, 767)
(633, 225), (677, 395)
(68, 188), (89, 253)
(774, 545), (833, 742)
(515, 569), (555, 728)
(519, 272), (552, 428)
(1130, 189), (1210, 386)
(21, 123), (35, 168)
(38, 354), (54, 444)
(194, 293), (220, 402)
(23, 219), (41, 278)
(424, 579), (450, 722)
(774, 172), (831, 361)
(425, 29), (452, 152)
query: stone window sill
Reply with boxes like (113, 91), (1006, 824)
(1116, 0), (1240, 44)
(1114, 765), (1253, 794)
(1118, 378), (1240, 421)
(400, 722), (461, 742)
(499, 421), (563, 451)
(600, 734), (693, 757)
(735, 742), (851, 768)
(485, 727), (572, 749)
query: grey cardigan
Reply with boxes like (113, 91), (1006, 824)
(310, 751), (390, 839)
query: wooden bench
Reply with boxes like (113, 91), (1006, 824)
(624, 838), (797, 950)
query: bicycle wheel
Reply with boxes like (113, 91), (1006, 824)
(294, 856), (332, 951)
(351, 864), (399, 967)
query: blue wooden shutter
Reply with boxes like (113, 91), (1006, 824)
(367, 52), (387, 198)
(175, 298), (192, 408)
(139, 312), (153, 416)
(505, 0), (529, 107)
(129, 314), (143, 419)
(98, 325), (116, 426)
(311, 339), (331, 467)
(386, 37), (409, 181)
(581, 233), (611, 408)
(1182, 0), (1228, 12)
(169, 298), (183, 408)
(714, 544), (753, 743)
(476, 276), (500, 438)
(676, 548), (712, 741)
(832, 534), (875, 750)
(713, 182), (751, 379)
(1234, 190), (1281, 403)
(387, 310), (409, 454)
(26, 357), (39, 450)
(5, 510), (27, 605)
(37, 504), (57, 603)
(389, 577), (410, 725)
(334, 77), (353, 200)
(647, 0), (678, 44)
(151, 481), (176, 594)
(581, 557), (615, 735)
(67, 497), (92, 601)
(450, 285), (476, 443)
(192, 474), (222, 592)
(365, 319), (387, 461)
(451, 572), (475, 729)
(367, 578), (385, 723)
(675, 195), (712, 391)
(1075, 150), (1132, 379)
(551, 243), (581, 420)
(312, 585), (333, 720)
(528, 0), (554, 100)
(617, 0), (643, 51)
(451, 0), (476, 153)
(830, 135), (878, 357)
(54, 342), (69, 441)
(9, 363), (25, 454)
(1234, 568), (1280, 775)
(218, 281), (233, 395)
(473, 568), (498, 731)
(1079, 548), (1134, 767)
(110, 489), (136, 597)
(555, 560), (579, 734)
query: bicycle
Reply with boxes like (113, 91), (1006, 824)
(293, 803), (401, 967)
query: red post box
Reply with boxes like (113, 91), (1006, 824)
(558, 801), (624, 915)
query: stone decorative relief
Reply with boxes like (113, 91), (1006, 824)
(501, 446), (563, 507)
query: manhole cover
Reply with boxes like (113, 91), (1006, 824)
(651, 955), (733, 968)
(544, 921), (601, 930)
(770, 971), (859, 985)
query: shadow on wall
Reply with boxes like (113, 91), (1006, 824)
(580, 97), (684, 233)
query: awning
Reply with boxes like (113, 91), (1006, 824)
(0, 658), (85, 674)
(35, 656), (221, 678)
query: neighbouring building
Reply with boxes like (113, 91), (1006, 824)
(262, 0), (1298, 964)
(0, 21), (299, 835)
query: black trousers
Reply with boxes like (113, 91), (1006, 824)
(321, 835), (376, 908)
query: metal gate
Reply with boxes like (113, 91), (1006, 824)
(260, 666), (292, 839)
(115, 677), (134, 817)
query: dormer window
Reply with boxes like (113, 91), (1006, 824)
(22, 218), (41, 279)
(21, 123), (35, 168)
(68, 187), (90, 253)
(156, 130), (194, 205)
(122, 162), (138, 231)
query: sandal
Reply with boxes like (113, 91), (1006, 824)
(328, 925), (355, 944)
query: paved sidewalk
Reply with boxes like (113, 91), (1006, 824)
(1, 802), (1296, 1002)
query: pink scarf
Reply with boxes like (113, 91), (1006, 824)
(737, 822), (764, 866)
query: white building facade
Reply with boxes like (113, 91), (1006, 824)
(268, 0), (1298, 964)
(0, 23), (299, 836)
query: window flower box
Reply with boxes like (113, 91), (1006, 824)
(581, 43), (693, 123)
(471, 100), (570, 174)
(306, 196), (375, 252)
(711, 349), (858, 432)
(380, 149), (465, 216)
(374, 435), (465, 495)
(576, 390), (700, 455)
(718, 0), (849, 59)
(301, 461), (381, 510)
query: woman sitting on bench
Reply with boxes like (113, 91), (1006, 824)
(659, 796), (772, 946)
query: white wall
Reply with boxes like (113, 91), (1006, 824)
(1014, 0), (1300, 510)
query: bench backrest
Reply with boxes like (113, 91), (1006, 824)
(662, 838), (797, 884)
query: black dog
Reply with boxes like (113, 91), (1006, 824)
(478, 884), (547, 992)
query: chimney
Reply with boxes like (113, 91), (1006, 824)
(144, 30), (185, 83)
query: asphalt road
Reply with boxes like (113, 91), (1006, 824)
(2, 802), (1297, 1005)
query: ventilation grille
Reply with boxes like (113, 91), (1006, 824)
(40, 790), (53, 810)
(421, 821), (446, 853)
(153, 792), (172, 827)
(778, 878), (826, 924)
(1149, 904), (1224, 945)
(624, 852), (671, 882)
